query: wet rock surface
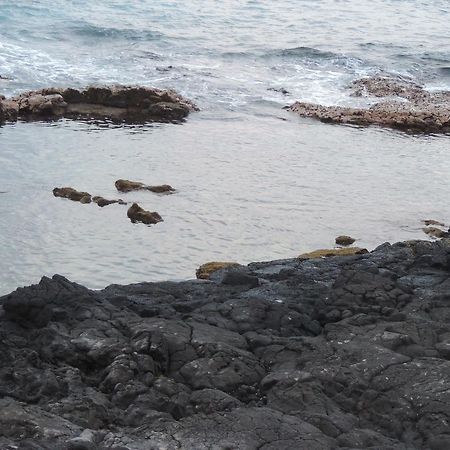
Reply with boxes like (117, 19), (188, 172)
(115, 179), (176, 194)
(127, 202), (163, 225)
(288, 76), (450, 133)
(1, 239), (450, 449)
(0, 85), (198, 124)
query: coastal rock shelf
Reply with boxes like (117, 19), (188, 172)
(1, 239), (450, 449)
(0, 85), (198, 123)
(288, 76), (450, 133)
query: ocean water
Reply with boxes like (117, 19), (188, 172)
(0, 0), (449, 293)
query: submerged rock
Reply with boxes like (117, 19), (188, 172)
(0, 85), (198, 123)
(335, 235), (356, 246)
(299, 247), (368, 259)
(115, 179), (176, 194)
(1, 239), (450, 448)
(288, 76), (450, 133)
(53, 187), (92, 203)
(127, 202), (163, 225)
(196, 261), (241, 279)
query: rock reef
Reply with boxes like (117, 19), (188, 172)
(288, 76), (450, 133)
(0, 85), (198, 123)
(1, 239), (450, 449)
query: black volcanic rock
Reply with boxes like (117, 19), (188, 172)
(1, 239), (450, 449)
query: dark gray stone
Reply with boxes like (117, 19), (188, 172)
(0, 239), (449, 448)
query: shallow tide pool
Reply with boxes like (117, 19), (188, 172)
(1, 111), (448, 294)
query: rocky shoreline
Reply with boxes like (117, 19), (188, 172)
(288, 76), (450, 133)
(1, 238), (450, 449)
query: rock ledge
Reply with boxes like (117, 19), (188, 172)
(0, 85), (198, 123)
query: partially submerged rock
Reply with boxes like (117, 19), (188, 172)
(53, 187), (92, 203)
(127, 202), (163, 225)
(299, 247), (368, 259)
(335, 235), (356, 246)
(115, 179), (176, 194)
(196, 261), (242, 280)
(1, 239), (450, 448)
(1, 85), (198, 123)
(423, 226), (450, 239)
(92, 196), (127, 207)
(288, 76), (450, 133)
(54, 188), (126, 208)
(424, 219), (446, 227)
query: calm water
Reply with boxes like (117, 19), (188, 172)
(0, 0), (449, 293)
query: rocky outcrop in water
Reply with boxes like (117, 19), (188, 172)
(127, 202), (163, 225)
(53, 187), (92, 203)
(115, 179), (176, 194)
(288, 76), (450, 133)
(53, 187), (126, 207)
(0, 85), (198, 123)
(1, 238), (450, 449)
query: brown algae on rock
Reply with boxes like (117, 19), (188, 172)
(196, 262), (242, 280)
(299, 247), (368, 259)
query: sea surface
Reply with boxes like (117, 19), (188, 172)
(0, 0), (449, 294)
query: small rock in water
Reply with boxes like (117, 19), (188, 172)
(423, 219), (446, 227)
(423, 227), (450, 239)
(299, 247), (368, 259)
(115, 179), (175, 194)
(127, 202), (163, 225)
(53, 187), (92, 203)
(92, 196), (127, 207)
(196, 262), (241, 280)
(268, 87), (290, 95)
(335, 235), (356, 246)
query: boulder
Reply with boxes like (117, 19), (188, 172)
(115, 179), (175, 194)
(1, 85), (198, 124)
(127, 203), (163, 225)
